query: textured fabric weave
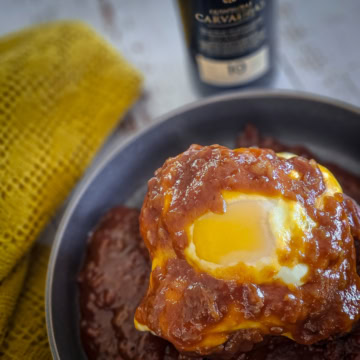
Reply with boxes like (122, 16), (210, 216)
(0, 20), (142, 357)
(0, 257), (29, 346)
(0, 245), (50, 360)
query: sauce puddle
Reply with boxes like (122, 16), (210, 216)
(78, 126), (360, 359)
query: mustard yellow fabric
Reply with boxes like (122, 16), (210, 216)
(0, 245), (50, 360)
(0, 256), (29, 346)
(0, 20), (142, 357)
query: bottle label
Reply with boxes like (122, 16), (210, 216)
(196, 45), (269, 86)
(187, 0), (271, 87)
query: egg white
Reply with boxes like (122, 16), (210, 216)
(185, 193), (314, 286)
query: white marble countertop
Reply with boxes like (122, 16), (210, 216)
(1, 0), (360, 243)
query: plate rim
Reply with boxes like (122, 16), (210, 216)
(45, 89), (360, 359)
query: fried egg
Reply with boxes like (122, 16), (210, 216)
(184, 154), (342, 287)
(134, 146), (355, 356)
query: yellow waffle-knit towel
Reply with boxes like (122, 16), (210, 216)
(0, 21), (142, 358)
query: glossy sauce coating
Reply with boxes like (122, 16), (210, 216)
(236, 124), (360, 205)
(78, 207), (200, 360)
(135, 144), (360, 356)
(78, 205), (360, 360)
(78, 128), (360, 360)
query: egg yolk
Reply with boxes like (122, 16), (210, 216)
(185, 161), (342, 286)
(192, 200), (274, 266)
(135, 146), (356, 355)
(187, 193), (311, 286)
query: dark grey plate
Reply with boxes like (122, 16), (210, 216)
(46, 90), (360, 359)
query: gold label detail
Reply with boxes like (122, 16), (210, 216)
(196, 45), (269, 86)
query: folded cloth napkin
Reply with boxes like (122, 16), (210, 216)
(0, 20), (142, 358)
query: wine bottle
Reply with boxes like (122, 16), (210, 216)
(176, 0), (275, 94)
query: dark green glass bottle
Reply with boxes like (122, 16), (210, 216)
(177, 0), (276, 94)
